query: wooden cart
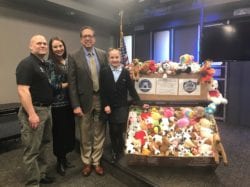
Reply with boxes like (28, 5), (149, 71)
(125, 74), (228, 168)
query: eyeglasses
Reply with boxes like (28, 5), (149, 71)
(82, 35), (94, 39)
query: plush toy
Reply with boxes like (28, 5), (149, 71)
(198, 143), (213, 157)
(141, 142), (151, 155)
(148, 136), (161, 155)
(189, 61), (201, 73)
(199, 60), (215, 84)
(140, 60), (157, 74)
(182, 132), (196, 148)
(158, 61), (171, 78)
(134, 130), (147, 146)
(205, 103), (217, 119)
(125, 143), (136, 154)
(159, 117), (170, 135)
(133, 138), (142, 153)
(158, 61), (168, 74)
(208, 79), (228, 105)
(176, 117), (190, 128)
(159, 136), (170, 156)
(199, 126), (214, 143)
(199, 118), (214, 129)
(125, 138), (136, 154)
(179, 54), (200, 74)
(192, 106), (205, 119)
(179, 54), (194, 65)
(163, 107), (173, 117)
(130, 58), (141, 81)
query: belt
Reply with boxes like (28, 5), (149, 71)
(33, 102), (51, 107)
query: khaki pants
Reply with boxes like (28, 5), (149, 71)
(76, 95), (106, 166)
(18, 106), (52, 186)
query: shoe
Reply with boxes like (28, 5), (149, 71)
(111, 152), (119, 164)
(94, 165), (104, 176)
(82, 164), (92, 176)
(62, 158), (75, 168)
(40, 176), (55, 184)
(56, 161), (66, 176)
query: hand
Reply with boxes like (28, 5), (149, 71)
(104, 106), (111, 114)
(28, 113), (40, 129)
(73, 107), (84, 117)
(62, 83), (68, 89)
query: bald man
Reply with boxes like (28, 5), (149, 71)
(16, 35), (54, 186)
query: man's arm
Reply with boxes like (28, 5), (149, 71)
(17, 85), (40, 129)
(68, 54), (83, 116)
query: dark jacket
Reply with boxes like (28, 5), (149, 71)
(99, 65), (140, 123)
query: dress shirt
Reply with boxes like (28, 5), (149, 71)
(83, 47), (100, 73)
(110, 65), (122, 82)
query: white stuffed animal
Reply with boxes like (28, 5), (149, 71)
(208, 79), (228, 105)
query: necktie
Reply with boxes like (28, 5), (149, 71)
(88, 53), (99, 91)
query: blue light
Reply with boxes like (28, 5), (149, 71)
(197, 24), (200, 62)
(153, 30), (170, 63)
(205, 14), (221, 22)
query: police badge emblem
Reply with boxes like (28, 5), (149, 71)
(183, 80), (197, 93)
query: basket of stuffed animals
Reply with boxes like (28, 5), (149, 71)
(125, 105), (227, 167)
(124, 54), (228, 168)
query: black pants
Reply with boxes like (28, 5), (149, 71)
(52, 105), (75, 159)
(109, 122), (126, 154)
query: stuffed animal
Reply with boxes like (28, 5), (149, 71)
(179, 54), (194, 65)
(148, 136), (161, 155)
(205, 103), (217, 119)
(134, 130), (147, 146)
(130, 58), (141, 81)
(140, 60), (157, 74)
(199, 60), (215, 84)
(125, 138), (136, 154)
(208, 79), (228, 105)
(159, 136), (170, 156)
(125, 143), (136, 154)
(176, 117), (190, 128)
(141, 142), (151, 155)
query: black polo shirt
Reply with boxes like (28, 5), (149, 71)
(16, 53), (53, 104)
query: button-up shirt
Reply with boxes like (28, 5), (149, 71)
(83, 47), (100, 73)
(110, 65), (122, 82)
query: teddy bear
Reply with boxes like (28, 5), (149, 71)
(159, 136), (170, 156)
(207, 79), (228, 105)
(130, 58), (141, 81)
(189, 106), (205, 125)
(198, 143), (213, 157)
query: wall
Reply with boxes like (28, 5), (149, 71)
(227, 62), (250, 127)
(0, 5), (115, 104)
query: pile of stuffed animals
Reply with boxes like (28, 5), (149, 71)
(127, 54), (215, 83)
(125, 105), (218, 157)
(127, 54), (202, 80)
(124, 54), (228, 158)
(126, 54), (228, 107)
